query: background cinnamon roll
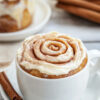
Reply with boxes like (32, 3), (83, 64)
(0, 0), (35, 32)
(17, 32), (88, 79)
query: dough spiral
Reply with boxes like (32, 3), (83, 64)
(17, 32), (87, 77)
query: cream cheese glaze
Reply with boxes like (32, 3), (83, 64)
(0, 0), (34, 28)
(17, 32), (87, 75)
(27, 0), (35, 15)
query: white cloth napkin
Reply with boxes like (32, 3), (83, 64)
(81, 50), (100, 100)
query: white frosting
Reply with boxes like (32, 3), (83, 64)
(17, 32), (87, 75)
(0, 0), (34, 28)
(27, 0), (35, 15)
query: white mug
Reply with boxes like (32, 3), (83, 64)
(16, 50), (100, 100)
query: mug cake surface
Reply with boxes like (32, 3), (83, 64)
(17, 32), (88, 79)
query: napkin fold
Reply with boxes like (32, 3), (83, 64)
(0, 42), (21, 69)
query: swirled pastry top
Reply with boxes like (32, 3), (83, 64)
(0, 0), (35, 28)
(17, 32), (87, 75)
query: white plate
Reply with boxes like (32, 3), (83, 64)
(0, 0), (51, 41)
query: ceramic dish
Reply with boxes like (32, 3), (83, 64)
(0, 0), (51, 41)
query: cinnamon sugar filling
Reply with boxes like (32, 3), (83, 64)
(17, 32), (87, 79)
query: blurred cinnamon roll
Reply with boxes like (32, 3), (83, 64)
(17, 32), (88, 79)
(0, 0), (35, 32)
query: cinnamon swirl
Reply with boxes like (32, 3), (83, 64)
(17, 32), (88, 79)
(0, 0), (35, 32)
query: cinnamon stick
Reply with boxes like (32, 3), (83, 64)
(58, 0), (100, 12)
(87, 0), (100, 5)
(0, 72), (22, 100)
(0, 62), (11, 68)
(57, 3), (100, 24)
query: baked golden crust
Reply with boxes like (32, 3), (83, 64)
(2, 0), (20, 5)
(0, 15), (18, 32)
(21, 9), (32, 30)
(21, 56), (87, 79)
(0, 8), (32, 33)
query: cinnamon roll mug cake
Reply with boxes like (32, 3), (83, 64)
(0, 0), (34, 32)
(16, 32), (90, 100)
(17, 32), (88, 79)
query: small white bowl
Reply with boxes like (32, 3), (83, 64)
(0, 0), (51, 41)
